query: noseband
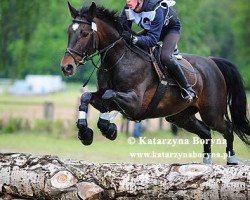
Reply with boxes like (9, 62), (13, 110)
(65, 18), (122, 67)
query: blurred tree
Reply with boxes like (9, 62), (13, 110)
(176, 0), (210, 55)
(0, 0), (249, 87)
(231, 0), (250, 87)
(0, 0), (47, 78)
(231, 0), (250, 62)
(177, 0), (234, 57)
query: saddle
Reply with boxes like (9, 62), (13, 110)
(138, 45), (197, 120)
(151, 45), (197, 86)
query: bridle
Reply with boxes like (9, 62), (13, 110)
(65, 18), (123, 69)
(65, 18), (98, 66)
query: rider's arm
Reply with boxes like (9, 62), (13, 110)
(135, 6), (166, 48)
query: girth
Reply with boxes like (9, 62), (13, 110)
(138, 79), (169, 121)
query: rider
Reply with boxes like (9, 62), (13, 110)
(121, 0), (196, 101)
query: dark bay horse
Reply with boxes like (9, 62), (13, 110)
(60, 2), (250, 164)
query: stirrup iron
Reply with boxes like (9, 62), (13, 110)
(181, 88), (195, 102)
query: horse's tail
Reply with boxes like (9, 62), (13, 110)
(211, 57), (250, 145)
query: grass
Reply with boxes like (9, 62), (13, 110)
(0, 129), (249, 164)
(0, 83), (249, 164)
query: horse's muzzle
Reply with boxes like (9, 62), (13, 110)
(61, 64), (75, 76)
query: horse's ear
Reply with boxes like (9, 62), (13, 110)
(68, 1), (79, 18)
(88, 2), (97, 19)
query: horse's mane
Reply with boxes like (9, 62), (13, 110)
(79, 5), (123, 33)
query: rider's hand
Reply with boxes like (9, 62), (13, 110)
(122, 31), (134, 44)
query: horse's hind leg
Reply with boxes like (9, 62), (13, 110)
(182, 117), (213, 164)
(200, 111), (238, 165)
(166, 108), (213, 164)
(223, 121), (238, 165)
(217, 120), (238, 165)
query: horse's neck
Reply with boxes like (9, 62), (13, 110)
(96, 20), (151, 74)
(96, 22), (126, 68)
(96, 21), (120, 50)
(99, 40), (125, 69)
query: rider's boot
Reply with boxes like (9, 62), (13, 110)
(166, 58), (196, 102)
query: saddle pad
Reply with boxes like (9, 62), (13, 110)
(151, 46), (197, 86)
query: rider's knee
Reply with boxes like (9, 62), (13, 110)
(160, 54), (173, 66)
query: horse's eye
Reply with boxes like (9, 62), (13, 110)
(81, 31), (89, 37)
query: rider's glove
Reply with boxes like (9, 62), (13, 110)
(122, 31), (138, 45)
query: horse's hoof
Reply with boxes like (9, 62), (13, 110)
(77, 119), (87, 130)
(78, 128), (93, 145)
(102, 90), (116, 100)
(102, 123), (117, 140)
(227, 155), (239, 165)
(203, 157), (213, 165)
(203, 154), (212, 164)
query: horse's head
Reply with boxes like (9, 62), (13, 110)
(60, 2), (98, 76)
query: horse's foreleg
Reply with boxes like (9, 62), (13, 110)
(93, 89), (141, 140)
(102, 89), (142, 117)
(77, 92), (94, 145)
(89, 92), (118, 141)
(83, 89), (140, 140)
(97, 112), (117, 141)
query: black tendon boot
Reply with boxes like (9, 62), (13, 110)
(166, 58), (196, 102)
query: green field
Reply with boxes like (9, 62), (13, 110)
(0, 83), (249, 164)
(0, 130), (249, 164)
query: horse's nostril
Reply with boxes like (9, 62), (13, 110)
(66, 65), (74, 72)
(61, 64), (74, 75)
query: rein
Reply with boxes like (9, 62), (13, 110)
(81, 37), (125, 87)
(124, 42), (154, 62)
(65, 17), (154, 88)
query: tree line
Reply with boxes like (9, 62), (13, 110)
(0, 0), (249, 88)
